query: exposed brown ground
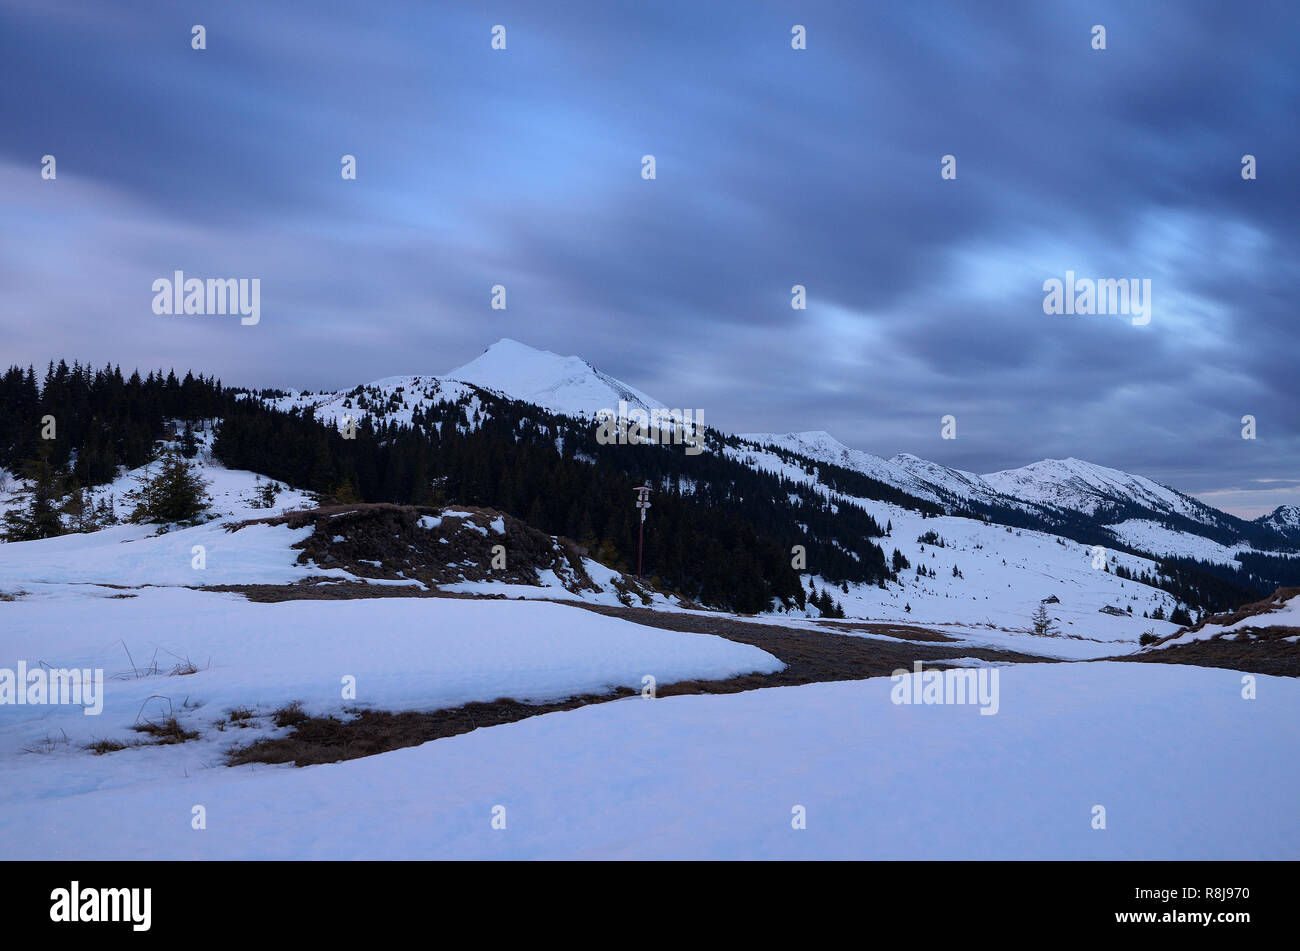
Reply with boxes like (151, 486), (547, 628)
(1111, 587), (1300, 677)
(1112, 629), (1300, 678)
(1151, 586), (1300, 646)
(224, 502), (633, 599)
(221, 589), (1050, 767)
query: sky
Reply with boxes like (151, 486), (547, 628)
(2, 0), (1297, 518)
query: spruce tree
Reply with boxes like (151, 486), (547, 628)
(126, 451), (210, 525)
(1031, 602), (1057, 637)
(180, 421), (199, 458)
(2, 450), (66, 541)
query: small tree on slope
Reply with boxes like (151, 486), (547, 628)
(126, 451), (211, 525)
(1031, 602), (1058, 637)
(1, 452), (66, 541)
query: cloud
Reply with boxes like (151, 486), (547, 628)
(1, 0), (1296, 518)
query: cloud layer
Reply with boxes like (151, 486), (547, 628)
(2, 0), (1296, 516)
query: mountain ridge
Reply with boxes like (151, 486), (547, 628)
(267, 338), (1294, 560)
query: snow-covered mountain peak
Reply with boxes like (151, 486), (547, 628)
(442, 339), (666, 417)
(980, 456), (1212, 523)
(1262, 503), (1300, 525)
(1257, 504), (1300, 539)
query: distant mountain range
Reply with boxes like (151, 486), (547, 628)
(245, 338), (1300, 598)
(296, 338), (1290, 552)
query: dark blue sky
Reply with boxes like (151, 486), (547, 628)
(2, 0), (1297, 516)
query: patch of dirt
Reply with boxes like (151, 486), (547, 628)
(1152, 586), (1300, 646)
(1111, 587), (1300, 677)
(812, 619), (959, 642)
(554, 600), (1045, 684)
(227, 693), (639, 767)
(225, 599), (1048, 767)
(1114, 630), (1300, 677)
(201, 580), (474, 602)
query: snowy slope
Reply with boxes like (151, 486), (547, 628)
(888, 452), (1008, 506)
(262, 377), (483, 430)
(4, 662), (1295, 859)
(733, 428), (1285, 569)
(1105, 519), (1246, 565)
(720, 439), (1183, 644)
(0, 425), (315, 530)
(735, 432), (945, 503)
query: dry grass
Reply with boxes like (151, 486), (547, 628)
(131, 717), (199, 744)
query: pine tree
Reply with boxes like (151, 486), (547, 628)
(1031, 602), (1057, 637)
(94, 493), (118, 526)
(2, 450), (66, 541)
(125, 451), (210, 525)
(254, 479), (279, 509)
(333, 478), (360, 504)
(180, 421), (199, 458)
